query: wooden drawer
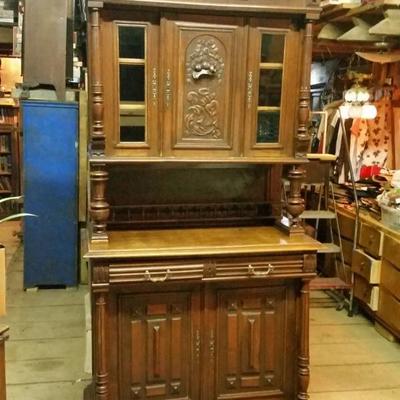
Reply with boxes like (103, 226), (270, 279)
(383, 235), (400, 270)
(109, 261), (205, 283)
(381, 259), (400, 301)
(108, 254), (310, 284)
(334, 234), (353, 265)
(358, 223), (383, 258)
(377, 288), (400, 334)
(335, 212), (355, 241)
(352, 249), (381, 284)
(212, 254), (306, 281)
(353, 275), (379, 311)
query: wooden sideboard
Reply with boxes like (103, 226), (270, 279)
(86, 227), (320, 399)
(85, 1), (321, 399)
(335, 205), (400, 339)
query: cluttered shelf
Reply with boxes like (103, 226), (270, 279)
(314, 0), (400, 58)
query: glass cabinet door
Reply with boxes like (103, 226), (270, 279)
(101, 11), (160, 157)
(244, 20), (302, 159)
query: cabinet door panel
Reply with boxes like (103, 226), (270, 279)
(215, 285), (296, 399)
(244, 19), (302, 159)
(162, 14), (246, 159)
(101, 10), (160, 157)
(118, 291), (200, 399)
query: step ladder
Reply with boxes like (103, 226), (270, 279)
(301, 154), (353, 311)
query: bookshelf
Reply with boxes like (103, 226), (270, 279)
(0, 100), (20, 215)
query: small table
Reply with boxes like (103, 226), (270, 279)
(0, 325), (8, 400)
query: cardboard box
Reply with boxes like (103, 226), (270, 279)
(0, 245), (5, 316)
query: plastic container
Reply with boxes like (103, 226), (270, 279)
(380, 204), (400, 230)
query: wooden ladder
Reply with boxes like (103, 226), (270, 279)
(302, 154), (353, 311)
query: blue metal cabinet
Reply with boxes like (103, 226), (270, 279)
(22, 101), (78, 287)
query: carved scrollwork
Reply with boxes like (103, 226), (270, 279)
(186, 37), (224, 83)
(185, 88), (221, 138)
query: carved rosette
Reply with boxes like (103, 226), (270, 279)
(185, 88), (221, 138)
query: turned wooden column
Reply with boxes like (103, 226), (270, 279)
(90, 163), (110, 242)
(287, 166), (305, 234)
(89, 3), (109, 242)
(296, 19), (313, 158)
(297, 279), (311, 400)
(92, 265), (110, 400)
(0, 326), (9, 400)
(89, 4), (105, 155)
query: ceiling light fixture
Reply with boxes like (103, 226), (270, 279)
(340, 84), (377, 120)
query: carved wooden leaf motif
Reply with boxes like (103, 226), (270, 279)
(185, 88), (221, 138)
(186, 37), (224, 83)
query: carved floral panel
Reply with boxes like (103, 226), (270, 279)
(183, 35), (226, 140)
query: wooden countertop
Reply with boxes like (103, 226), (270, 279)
(86, 226), (321, 259)
(336, 204), (400, 240)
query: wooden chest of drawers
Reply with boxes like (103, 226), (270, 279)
(337, 205), (400, 339)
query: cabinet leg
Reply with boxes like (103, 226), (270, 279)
(93, 292), (109, 400)
(297, 280), (310, 400)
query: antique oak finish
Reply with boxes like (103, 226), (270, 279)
(86, 1), (321, 399)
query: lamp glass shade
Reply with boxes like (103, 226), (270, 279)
(357, 89), (370, 103)
(361, 104), (377, 119)
(348, 105), (363, 119)
(345, 90), (357, 102)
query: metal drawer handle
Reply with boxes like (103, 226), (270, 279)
(248, 264), (274, 277)
(144, 269), (170, 282)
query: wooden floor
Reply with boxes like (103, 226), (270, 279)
(0, 222), (400, 399)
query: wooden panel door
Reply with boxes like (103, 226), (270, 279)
(118, 290), (201, 399)
(161, 14), (246, 159)
(214, 284), (297, 399)
(243, 18), (302, 160)
(101, 10), (160, 157)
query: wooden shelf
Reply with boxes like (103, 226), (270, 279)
(320, 0), (400, 23)
(89, 156), (309, 165)
(319, 2), (360, 23)
(315, 0), (400, 58)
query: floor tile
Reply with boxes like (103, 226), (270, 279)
(6, 380), (91, 400)
(6, 358), (90, 385)
(310, 363), (400, 392)
(310, 307), (369, 325)
(6, 337), (85, 362)
(310, 388), (400, 400)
